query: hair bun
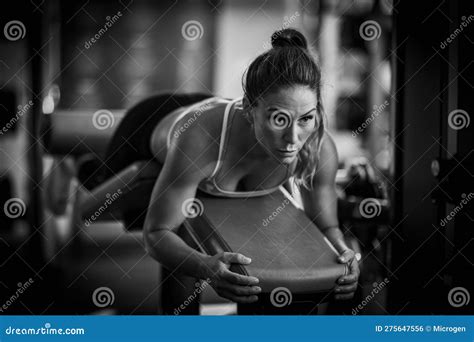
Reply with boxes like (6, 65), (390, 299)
(271, 28), (308, 50)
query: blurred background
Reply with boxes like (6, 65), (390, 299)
(0, 0), (472, 315)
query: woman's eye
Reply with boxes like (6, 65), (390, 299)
(299, 116), (314, 124)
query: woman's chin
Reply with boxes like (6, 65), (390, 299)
(278, 154), (297, 164)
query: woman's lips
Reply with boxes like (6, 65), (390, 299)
(277, 148), (297, 155)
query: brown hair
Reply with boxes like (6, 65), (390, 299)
(242, 28), (325, 190)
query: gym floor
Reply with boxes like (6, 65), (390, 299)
(2, 215), (236, 315)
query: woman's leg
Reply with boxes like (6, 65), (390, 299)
(103, 93), (212, 178)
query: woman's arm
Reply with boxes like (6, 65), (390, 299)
(143, 128), (260, 303)
(299, 132), (359, 300)
(143, 126), (217, 277)
(299, 132), (348, 252)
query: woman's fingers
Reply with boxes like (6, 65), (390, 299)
(335, 273), (358, 300)
(221, 252), (252, 265)
(221, 269), (259, 286)
(338, 269), (359, 284)
(334, 268), (357, 300)
(217, 252), (260, 285)
(335, 283), (358, 294)
(213, 273), (261, 303)
(338, 249), (355, 263)
(337, 272), (359, 286)
(349, 258), (360, 275)
(335, 257), (359, 300)
(335, 258), (359, 297)
(337, 251), (360, 285)
(216, 281), (261, 296)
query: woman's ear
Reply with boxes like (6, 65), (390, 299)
(242, 97), (254, 126)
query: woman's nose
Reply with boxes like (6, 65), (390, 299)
(283, 124), (298, 144)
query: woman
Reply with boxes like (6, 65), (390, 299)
(137, 28), (360, 314)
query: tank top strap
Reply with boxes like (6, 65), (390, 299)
(166, 96), (221, 149)
(208, 97), (242, 178)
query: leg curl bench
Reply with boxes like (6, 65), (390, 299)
(78, 159), (348, 314)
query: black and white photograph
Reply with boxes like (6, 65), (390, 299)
(0, 0), (472, 324)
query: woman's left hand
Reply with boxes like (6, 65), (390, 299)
(334, 249), (360, 300)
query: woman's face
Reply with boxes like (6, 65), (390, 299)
(249, 85), (319, 164)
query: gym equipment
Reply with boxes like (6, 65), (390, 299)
(43, 110), (125, 157)
(184, 188), (348, 295)
(76, 159), (347, 313)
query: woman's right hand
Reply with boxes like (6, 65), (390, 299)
(202, 252), (261, 303)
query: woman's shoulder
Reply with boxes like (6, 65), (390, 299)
(164, 98), (232, 176)
(178, 96), (241, 140)
(177, 98), (229, 143)
(320, 130), (338, 157)
(313, 130), (338, 184)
